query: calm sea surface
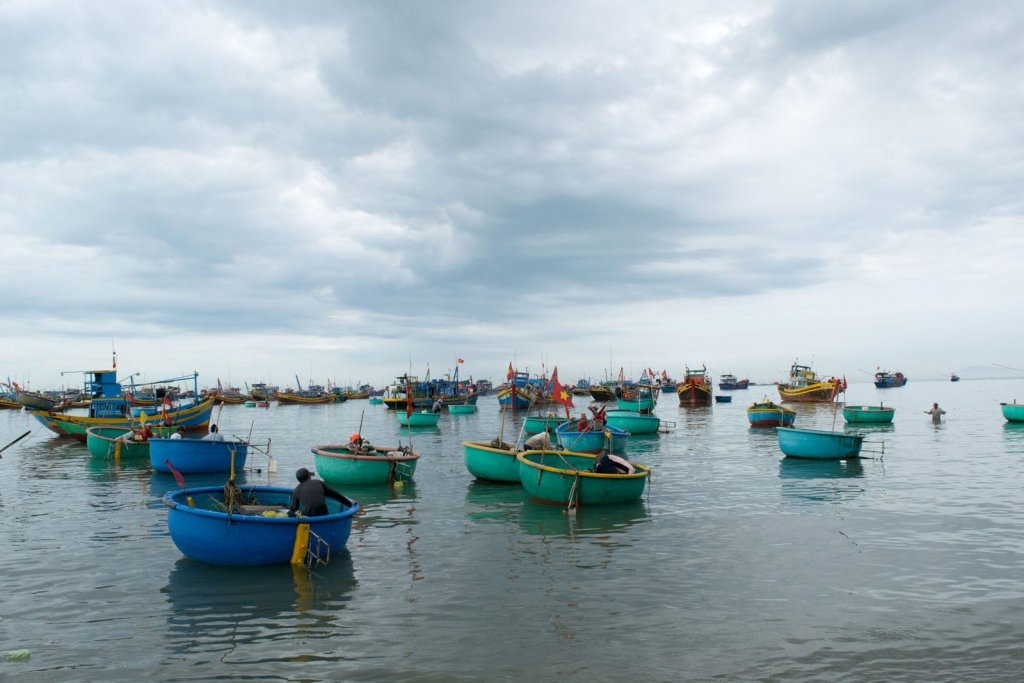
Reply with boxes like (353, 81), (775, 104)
(2, 378), (1024, 682)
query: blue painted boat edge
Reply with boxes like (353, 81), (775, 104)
(164, 485), (360, 520)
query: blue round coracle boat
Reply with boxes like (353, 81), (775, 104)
(554, 422), (629, 454)
(164, 486), (359, 566)
(150, 437), (249, 474)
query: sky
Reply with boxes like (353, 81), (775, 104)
(3, 0), (1023, 391)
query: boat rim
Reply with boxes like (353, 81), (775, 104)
(311, 444), (420, 462)
(164, 485), (360, 522)
(516, 450), (650, 479)
(778, 426), (864, 440)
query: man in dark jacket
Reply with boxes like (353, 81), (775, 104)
(289, 468), (349, 517)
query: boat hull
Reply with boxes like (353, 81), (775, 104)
(517, 451), (649, 505)
(588, 387), (617, 402)
(746, 402), (797, 428)
(776, 383), (838, 403)
(31, 398), (215, 441)
(150, 438), (249, 474)
(164, 486), (358, 566)
(447, 404), (477, 415)
(604, 410), (660, 434)
(275, 394), (335, 405)
(843, 405), (896, 424)
(311, 445), (419, 485)
(462, 441), (521, 482)
(554, 423), (629, 454)
(676, 382), (712, 405)
(777, 427), (864, 460)
(1001, 402), (1024, 423)
(497, 386), (535, 410)
(0, 398), (22, 410)
(396, 411), (441, 427)
(17, 391), (58, 411)
(86, 426), (173, 459)
(524, 414), (569, 435)
(616, 398), (655, 411)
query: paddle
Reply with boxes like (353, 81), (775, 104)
(0, 431), (31, 458)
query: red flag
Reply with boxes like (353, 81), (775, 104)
(457, 358), (464, 364)
(506, 362), (514, 381)
(551, 367), (575, 417)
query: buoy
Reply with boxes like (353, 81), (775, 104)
(393, 480), (405, 490)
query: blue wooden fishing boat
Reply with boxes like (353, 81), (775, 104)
(746, 401), (796, 428)
(554, 421), (629, 455)
(396, 410), (441, 427)
(462, 440), (521, 482)
(524, 413), (569, 435)
(873, 370), (908, 388)
(715, 395), (732, 403)
(843, 404), (896, 424)
(604, 410), (660, 434)
(497, 370), (537, 410)
(516, 451), (649, 506)
(1001, 401), (1024, 423)
(150, 437), (249, 474)
(311, 443), (419, 485)
(164, 485), (359, 566)
(777, 427), (864, 460)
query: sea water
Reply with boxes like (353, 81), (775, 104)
(1, 378), (1023, 681)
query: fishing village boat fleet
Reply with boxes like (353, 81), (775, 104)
(873, 370), (908, 388)
(31, 368), (214, 440)
(164, 485), (360, 566)
(776, 363), (845, 403)
(676, 365), (712, 405)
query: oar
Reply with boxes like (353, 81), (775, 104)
(0, 431), (31, 458)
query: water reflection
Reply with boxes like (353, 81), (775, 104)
(464, 480), (526, 525)
(518, 499), (649, 538)
(843, 423), (895, 435)
(778, 457), (866, 504)
(1002, 422), (1024, 454)
(162, 552), (357, 655)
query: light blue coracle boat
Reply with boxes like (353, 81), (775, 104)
(517, 451), (649, 506)
(777, 427), (864, 460)
(1000, 401), (1024, 422)
(554, 422), (629, 454)
(311, 443), (420, 485)
(396, 410), (441, 427)
(604, 410), (660, 434)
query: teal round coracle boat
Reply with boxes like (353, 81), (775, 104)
(554, 422), (629, 454)
(311, 443), (420, 485)
(396, 411), (441, 427)
(616, 398), (655, 412)
(524, 414), (569, 435)
(448, 404), (477, 415)
(777, 427), (864, 460)
(462, 441), (520, 482)
(842, 405), (896, 424)
(85, 426), (173, 459)
(604, 410), (660, 435)
(1001, 401), (1024, 422)
(368, 397), (384, 405)
(516, 451), (649, 506)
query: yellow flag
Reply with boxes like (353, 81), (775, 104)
(139, 411), (148, 426)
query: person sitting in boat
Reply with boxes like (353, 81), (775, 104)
(132, 424), (154, 442)
(202, 423), (226, 441)
(169, 427), (184, 440)
(593, 452), (635, 475)
(576, 414), (590, 432)
(588, 405), (607, 428)
(522, 429), (553, 451)
(288, 467), (348, 517)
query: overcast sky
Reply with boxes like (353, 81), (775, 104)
(3, 0), (1022, 390)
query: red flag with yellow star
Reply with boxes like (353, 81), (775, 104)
(550, 367), (575, 417)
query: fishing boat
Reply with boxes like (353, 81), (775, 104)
(462, 440), (521, 482)
(311, 443), (420, 485)
(151, 437), (249, 474)
(843, 404), (896, 424)
(397, 410), (441, 427)
(15, 386), (59, 411)
(950, 373), (960, 382)
(31, 369), (214, 440)
(776, 363), (844, 403)
(718, 374), (750, 390)
(588, 384), (618, 402)
(497, 370), (537, 410)
(207, 383), (247, 404)
(524, 413), (569, 435)
(382, 375), (433, 411)
(553, 421), (629, 455)
(0, 383), (20, 410)
(604, 410), (660, 435)
(617, 379), (657, 412)
(448, 404), (477, 415)
(746, 401), (797, 428)
(85, 426), (174, 460)
(1000, 401), (1024, 423)
(873, 371), (908, 388)
(676, 365), (712, 405)
(0, 397), (20, 410)
(164, 485), (359, 566)
(516, 451), (649, 506)
(248, 383), (277, 400)
(777, 427), (864, 460)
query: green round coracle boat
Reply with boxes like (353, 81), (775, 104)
(311, 443), (420, 485)
(86, 426), (173, 459)
(523, 414), (568, 435)
(396, 411), (441, 427)
(604, 410), (661, 434)
(842, 405), (896, 424)
(448, 404), (477, 415)
(462, 440), (520, 482)
(516, 450), (649, 506)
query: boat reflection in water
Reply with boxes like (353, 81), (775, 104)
(517, 498), (649, 539)
(778, 457), (866, 504)
(1002, 421), (1024, 454)
(464, 480), (528, 526)
(163, 551), (357, 655)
